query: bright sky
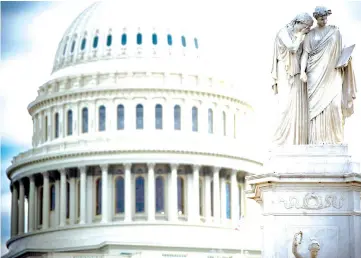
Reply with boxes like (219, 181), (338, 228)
(0, 0), (360, 255)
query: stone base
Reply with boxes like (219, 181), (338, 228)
(246, 145), (361, 258)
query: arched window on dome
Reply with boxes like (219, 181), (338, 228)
(135, 176), (145, 213)
(39, 187), (43, 225)
(93, 35), (99, 49)
(50, 185), (55, 211)
(106, 34), (112, 47)
(54, 112), (59, 138)
(210, 180), (214, 216)
(194, 37), (199, 49)
(67, 110), (73, 136)
(177, 176), (185, 214)
(136, 33), (142, 45)
(63, 42), (67, 56)
(199, 178), (204, 216)
(45, 116), (48, 141)
(115, 176), (125, 214)
(152, 33), (158, 45)
(155, 104), (162, 129)
(155, 176), (165, 213)
(98, 105), (106, 132)
(82, 108), (88, 133)
(192, 107), (198, 132)
(167, 34), (173, 46)
(117, 104), (124, 130)
(136, 104), (144, 129)
(208, 108), (213, 134)
(71, 40), (76, 53)
(181, 36), (186, 47)
(81, 38), (86, 51)
(95, 178), (102, 216)
(121, 33), (127, 45)
(66, 182), (70, 219)
(226, 182), (231, 219)
(223, 111), (226, 136)
(174, 105), (181, 130)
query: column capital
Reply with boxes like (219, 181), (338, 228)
(59, 168), (67, 174)
(100, 164), (108, 171)
(231, 169), (238, 176)
(213, 166), (221, 173)
(42, 171), (49, 178)
(147, 163), (155, 170)
(28, 174), (35, 182)
(170, 163), (179, 171)
(192, 164), (201, 171)
(124, 163), (132, 171)
(79, 166), (87, 174)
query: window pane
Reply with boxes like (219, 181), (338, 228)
(50, 185), (55, 211)
(177, 177), (184, 214)
(174, 105), (181, 130)
(155, 104), (162, 129)
(226, 183), (231, 219)
(192, 107), (198, 132)
(96, 179), (102, 215)
(136, 33), (142, 45)
(136, 104), (143, 129)
(208, 109), (213, 133)
(55, 113), (59, 138)
(66, 182), (70, 219)
(117, 105), (124, 130)
(135, 177), (145, 213)
(167, 34), (172, 46)
(199, 179), (203, 216)
(71, 40), (76, 53)
(67, 110), (73, 136)
(81, 38), (86, 50)
(99, 106), (106, 131)
(152, 33), (158, 45)
(107, 34), (112, 47)
(194, 38), (199, 49)
(211, 181), (214, 216)
(121, 33), (127, 45)
(181, 36), (186, 47)
(39, 188), (43, 224)
(82, 108), (88, 133)
(93, 36), (99, 49)
(155, 177), (164, 213)
(115, 177), (125, 213)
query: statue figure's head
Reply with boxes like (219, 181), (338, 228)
(289, 12), (314, 33)
(308, 238), (320, 258)
(313, 6), (332, 27)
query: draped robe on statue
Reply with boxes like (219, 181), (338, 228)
(271, 27), (308, 145)
(303, 26), (357, 144)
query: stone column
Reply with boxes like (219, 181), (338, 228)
(192, 165), (200, 222)
(187, 173), (193, 219)
(47, 110), (52, 141)
(11, 184), (18, 237)
(28, 176), (35, 232)
(204, 174), (212, 222)
(55, 179), (60, 226)
(69, 176), (76, 224)
(42, 172), (50, 230)
(59, 168), (67, 227)
(168, 163), (178, 221)
(231, 170), (239, 225)
(147, 163), (155, 221)
(213, 167), (220, 223)
(89, 101), (96, 133)
(18, 180), (25, 234)
(124, 163), (132, 222)
(100, 164), (109, 223)
(79, 166), (87, 224)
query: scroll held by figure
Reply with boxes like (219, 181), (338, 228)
(271, 13), (314, 145)
(300, 6), (357, 144)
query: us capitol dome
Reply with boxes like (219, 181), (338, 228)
(5, 2), (262, 258)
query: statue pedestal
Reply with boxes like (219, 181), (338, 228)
(246, 145), (361, 258)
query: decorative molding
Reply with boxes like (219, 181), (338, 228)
(279, 193), (344, 210)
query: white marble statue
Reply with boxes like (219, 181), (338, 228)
(300, 6), (357, 144)
(271, 13), (314, 145)
(292, 232), (320, 258)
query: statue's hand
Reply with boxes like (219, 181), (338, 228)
(300, 72), (307, 83)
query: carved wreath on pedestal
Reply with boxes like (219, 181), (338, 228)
(279, 193), (344, 210)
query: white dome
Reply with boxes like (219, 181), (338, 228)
(52, 1), (202, 76)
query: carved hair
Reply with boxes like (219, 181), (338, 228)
(288, 12), (314, 29)
(313, 6), (332, 19)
